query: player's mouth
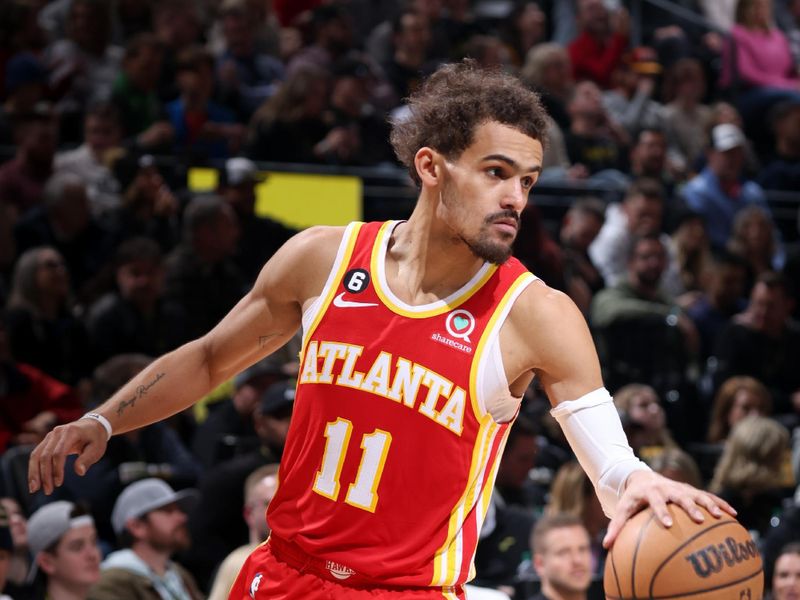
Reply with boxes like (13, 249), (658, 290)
(491, 218), (518, 236)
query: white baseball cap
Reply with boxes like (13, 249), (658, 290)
(711, 123), (746, 152)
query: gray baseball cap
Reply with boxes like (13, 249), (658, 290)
(28, 501), (93, 557)
(111, 478), (199, 536)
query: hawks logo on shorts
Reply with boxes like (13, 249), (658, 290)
(326, 560), (356, 580)
(249, 572), (263, 598)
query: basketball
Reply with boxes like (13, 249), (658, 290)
(604, 504), (764, 600)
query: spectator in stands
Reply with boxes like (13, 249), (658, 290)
(719, 0), (800, 130)
(758, 100), (800, 192)
(628, 127), (676, 199)
(366, 0), (447, 67)
(166, 46), (243, 161)
(110, 34), (174, 153)
(287, 5), (354, 76)
(54, 102), (123, 217)
(85, 238), (186, 363)
(710, 415), (792, 537)
(682, 123), (770, 249)
(591, 233), (699, 355)
(213, 0), (285, 120)
(27, 501), (101, 600)
(559, 198), (605, 315)
(472, 492), (534, 597)
(5, 246), (91, 386)
(603, 47), (665, 138)
(0, 497), (29, 596)
(325, 57), (395, 166)
(647, 447), (703, 487)
(0, 205), (14, 306)
(728, 205), (785, 279)
(106, 154), (179, 252)
(0, 310), (82, 453)
(713, 271), (800, 415)
(207, 464), (279, 600)
(613, 383), (677, 457)
(685, 249), (748, 361)
(0, 502), (15, 599)
(45, 0), (123, 138)
(0, 52), (48, 146)
(564, 80), (629, 178)
(528, 513), (593, 600)
(669, 209), (711, 295)
(513, 205), (566, 293)
(568, 0), (629, 89)
(520, 43), (573, 133)
(89, 479), (202, 600)
(771, 542), (800, 600)
(13, 172), (115, 304)
(162, 195), (244, 343)
(0, 106), (57, 220)
(184, 379), (293, 588)
(588, 178), (675, 290)
(381, 8), (435, 107)
(708, 375), (772, 443)
(191, 356), (287, 468)
(218, 157), (296, 283)
(246, 65), (335, 163)
(494, 415), (539, 510)
(151, 0), (203, 103)
(544, 463), (607, 576)
(662, 58), (712, 173)
(500, 1), (546, 69)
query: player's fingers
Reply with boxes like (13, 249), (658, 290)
(50, 428), (74, 489)
(33, 430), (61, 495)
(692, 490), (737, 518)
(645, 490), (674, 529)
(27, 437), (46, 493)
(74, 438), (105, 477)
(603, 495), (649, 548)
(670, 491), (706, 523)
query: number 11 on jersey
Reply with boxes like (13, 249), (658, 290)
(313, 418), (393, 512)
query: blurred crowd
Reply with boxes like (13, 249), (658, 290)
(0, 0), (800, 599)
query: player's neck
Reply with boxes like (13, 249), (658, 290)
(387, 203), (486, 304)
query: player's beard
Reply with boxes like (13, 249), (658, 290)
(441, 182), (518, 265)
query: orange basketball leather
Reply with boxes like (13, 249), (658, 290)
(604, 504), (764, 599)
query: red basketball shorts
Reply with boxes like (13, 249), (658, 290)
(227, 536), (466, 599)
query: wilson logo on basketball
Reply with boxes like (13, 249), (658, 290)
(684, 536), (759, 578)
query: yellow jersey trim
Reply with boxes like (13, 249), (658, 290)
(370, 221), (498, 318)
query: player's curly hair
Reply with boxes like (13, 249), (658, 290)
(390, 59), (549, 185)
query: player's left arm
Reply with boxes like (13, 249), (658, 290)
(505, 282), (735, 547)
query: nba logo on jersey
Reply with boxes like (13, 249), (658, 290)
(326, 560), (356, 580)
(249, 573), (263, 598)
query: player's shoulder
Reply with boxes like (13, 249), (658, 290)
(508, 277), (586, 333)
(283, 224), (350, 257)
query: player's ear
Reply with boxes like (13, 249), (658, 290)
(414, 147), (442, 187)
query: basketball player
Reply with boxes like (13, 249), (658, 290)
(28, 61), (734, 599)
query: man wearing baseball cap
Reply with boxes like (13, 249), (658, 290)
(217, 156), (295, 283)
(87, 479), (202, 600)
(682, 123), (771, 249)
(27, 501), (101, 600)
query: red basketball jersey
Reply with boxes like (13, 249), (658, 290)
(267, 221), (537, 588)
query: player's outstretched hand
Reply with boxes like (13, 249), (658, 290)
(603, 470), (737, 548)
(28, 418), (108, 496)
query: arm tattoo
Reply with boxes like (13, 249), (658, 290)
(116, 372), (166, 416)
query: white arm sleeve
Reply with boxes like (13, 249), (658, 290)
(550, 387), (651, 517)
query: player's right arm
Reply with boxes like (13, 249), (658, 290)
(28, 226), (346, 495)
